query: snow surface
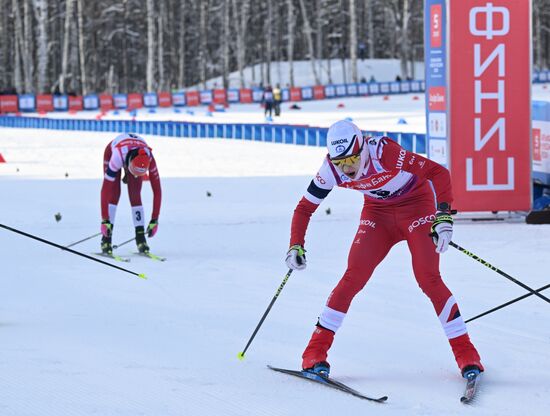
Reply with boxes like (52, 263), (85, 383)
(1, 86), (550, 416)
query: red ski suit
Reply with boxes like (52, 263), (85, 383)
(101, 134), (161, 223)
(291, 136), (482, 372)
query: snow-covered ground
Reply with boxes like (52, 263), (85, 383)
(1, 86), (549, 416)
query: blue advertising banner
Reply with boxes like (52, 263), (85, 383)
(424, 0), (448, 166)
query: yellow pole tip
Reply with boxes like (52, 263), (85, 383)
(237, 352), (245, 360)
(138, 273), (147, 279)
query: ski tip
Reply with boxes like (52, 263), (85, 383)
(237, 352), (245, 361)
(378, 396), (389, 402)
(138, 273), (147, 280)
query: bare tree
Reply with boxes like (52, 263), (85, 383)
(12, 0), (24, 93)
(287, 0), (295, 87)
(146, 0), (155, 91)
(60, 0), (75, 93)
(232, 0), (250, 88)
(222, 0), (230, 89)
(158, 0), (166, 91)
(198, 0), (209, 88)
(298, 0), (320, 84)
(349, 0), (358, 82)
(178, 0), (186, 88)
(76, 0), (87, 94)
(32, 0), (48, 93)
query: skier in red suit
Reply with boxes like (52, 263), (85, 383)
(100, 133), (161, 255)
(286, 120), (483, 379)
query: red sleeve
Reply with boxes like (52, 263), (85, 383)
(290, 197), (319, 247)
(148, 157), (162, 220)
(380, 139), (453, 205)
(100, 179), (114, 220)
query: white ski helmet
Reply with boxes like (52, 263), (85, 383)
(326, 120), (367, 180)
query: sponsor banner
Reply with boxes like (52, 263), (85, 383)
(239, 89), (252, 103)
(424, 0), (448, 165)
(227, 89), (240, 103)
(113, 94), (128, 109)
(213, 89), (227, 104)
(532, 121), (550, 175)
(301, 86), (313, 100)
(390, 82), (401, 93)
(157, 92), (172, 107)
(428, 86), (446, 111)
(252, 88), (263, 103)
(36, 95), (54, 112)
(68, 96), (83, 112)
(84, 94), (99, 110)
(379, 83), (390, 93)
(99, 94), (113, 111)
(429, 139), (448, 165)
(143, 93), (158, 107)
(358, 83), (369, 95)
(346, 84), (358, 96)
(186, 91), (200, 106)
(172, 92), (186, 106)
(369, 83), (380, 95)
(411, 81), (422, 92)
(281, 88), (290, 101)
(290, 87), (302, 101)
(313, 85), (325, 100)
(19, 94), (36, 111)
(449, 0), (532, 211)
(127, 93), (143, 110)
(335, 84), (347, 96)
(52, 95), (68, 111)
(0, 95), (19, 113)
(200, 90), (213, 104)
(324, 85), (335, 98)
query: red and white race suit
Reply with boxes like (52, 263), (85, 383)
(100, 133), (161, 227)
(292, 136), (482, 371)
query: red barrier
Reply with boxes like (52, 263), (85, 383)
(100, 94), (113, 111)
(213, 89), (227, 105)
(290, 88), (302, 101)
(313, 86), (325, 100)
(186, 91), (200, 106)
(0, 95), (18, 113)
(69, 96), (83, 112)
(127, 93), (143, 110)
(158, 92), (172, 107)
(239, 89), (252, 103)
(36, 95), (54, 113)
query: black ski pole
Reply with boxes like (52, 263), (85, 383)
(113, 237), (136, 249)
(66, 232), (102, 248)
(450, 241), (550, 304)
(238, 269), (293, 360)
(466, 282), (550, 323)
(0, 223), (146, 279)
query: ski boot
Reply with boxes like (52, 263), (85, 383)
(303, 361), (331, 377)
(450, 333), (485, 377)
(101, 235), (113, 255)
(135, 226), (150, 254)
(302, 325), (335, 373)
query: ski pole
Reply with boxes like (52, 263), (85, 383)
(466, 282), (550, 323)
(0, 224), (146, 279)
(450, 241), (550, 304)
(238, 269), (293, 360)
(66, 232), (102, 248)
(113, 237), (136, 249)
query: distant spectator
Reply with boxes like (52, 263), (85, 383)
(273, 84), (282, 117)
(369, 75), (376, 83)
(406, 75), (413, 81)
(360, 76), (367, 83)
(395, 75), (402, 82)
(262, 85), (274, 118)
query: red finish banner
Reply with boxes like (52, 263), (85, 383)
(99, 95), (113, 111)
(186, 91), (200, 106)
(0, 95), (18, 113)
(158, 92), (172, 107)
(68, 96), (83, 112)
(36, 95), (54, 113)
(127, 93), (143, 110)
(449, 0), (531, 211)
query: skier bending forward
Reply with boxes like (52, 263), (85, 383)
(285, 120), (483, 379)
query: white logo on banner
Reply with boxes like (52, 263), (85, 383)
(429, 112), (447, 138)
(469, 3), (510, 40)
(429, 140), (447, 165)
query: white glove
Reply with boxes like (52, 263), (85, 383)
(430, 212), (453, 254)
(285, 244), (307, 270)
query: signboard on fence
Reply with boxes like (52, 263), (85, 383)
(449, 0), (532, 211)
(424, 0), (532, 211)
